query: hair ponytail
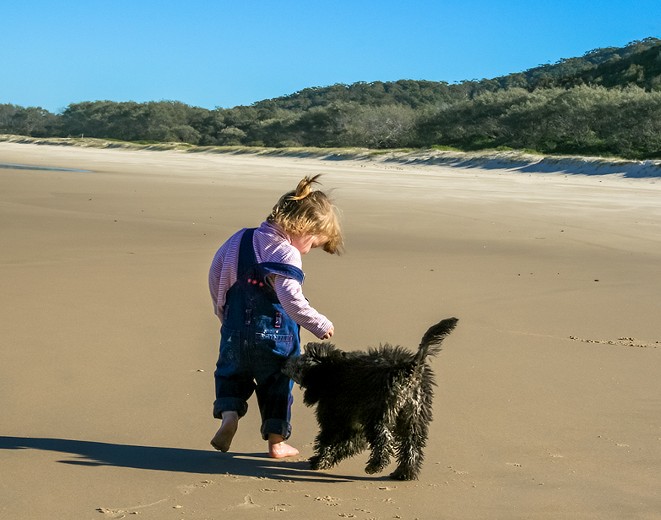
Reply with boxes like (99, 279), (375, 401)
(291, 174), (321, 201)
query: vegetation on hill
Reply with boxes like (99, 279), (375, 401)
(1, 37), (660, 159)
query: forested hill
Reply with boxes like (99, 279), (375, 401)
(1, 37), (660, 159)
(489, 36), (661, 91)
(253, 37), (661, 109)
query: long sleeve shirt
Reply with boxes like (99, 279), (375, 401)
(209, 221), (333, 339)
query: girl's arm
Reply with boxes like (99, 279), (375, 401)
(273, 276), (333, 340)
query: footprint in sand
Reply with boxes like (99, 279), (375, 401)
(229, 495), (259, 510)
(315, 495), (340, 506)
(96, 498), (169, 517)
(177, 479), (213, 495)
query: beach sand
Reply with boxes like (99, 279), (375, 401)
(1, 142), (660, 519)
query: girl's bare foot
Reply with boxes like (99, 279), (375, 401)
(268, 434), (299, 459)
(211, 411), (238, 452)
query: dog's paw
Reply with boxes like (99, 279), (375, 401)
(309, 455), (332, 470)
(364, 463), (383, 475)
(389, 468), (418, 481)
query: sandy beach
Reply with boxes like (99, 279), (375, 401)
(1, 141), (660, 519)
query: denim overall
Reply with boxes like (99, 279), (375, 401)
(213, 228), (304, 440)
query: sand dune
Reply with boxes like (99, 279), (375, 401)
(1, 142), (660, 519)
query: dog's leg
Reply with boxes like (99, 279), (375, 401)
(310, 427), (367, 470)
(364, 421), (395, 474)
(390, 404), (428, 480)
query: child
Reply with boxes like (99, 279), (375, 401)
(208, 175), (343, 458)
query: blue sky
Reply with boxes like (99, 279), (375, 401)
(2, 1), (659, 113)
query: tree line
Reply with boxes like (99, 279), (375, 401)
(1, 38), (660, 159)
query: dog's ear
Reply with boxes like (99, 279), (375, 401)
(304, 342), (339, 362)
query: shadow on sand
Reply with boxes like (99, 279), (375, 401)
(0, 436), (377, 483)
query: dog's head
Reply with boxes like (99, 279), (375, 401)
(282, 342), (344, 385)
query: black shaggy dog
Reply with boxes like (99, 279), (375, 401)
(283, 317), (458, 480)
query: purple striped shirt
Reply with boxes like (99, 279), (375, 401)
(209, 221), (333, 339)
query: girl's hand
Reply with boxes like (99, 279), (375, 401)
(321, 327), (334, 340)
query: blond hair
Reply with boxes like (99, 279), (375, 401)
(267, 174), (344, 254)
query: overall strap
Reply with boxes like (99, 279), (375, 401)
(237, 227), (305, 284)
(237, 228), (257, 277)
(260, 262), (305, 285)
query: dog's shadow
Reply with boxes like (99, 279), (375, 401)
(0, 436), (381, 483)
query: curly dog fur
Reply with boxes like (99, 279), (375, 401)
(282, 317), (458, 480)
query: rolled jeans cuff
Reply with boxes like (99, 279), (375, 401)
(213, 397), (248, 419)
(261, 418), (292, 441)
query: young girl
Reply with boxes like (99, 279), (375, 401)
(208, 175), (343, 458)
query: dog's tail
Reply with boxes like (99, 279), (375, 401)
(414, 317), (458, 364)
